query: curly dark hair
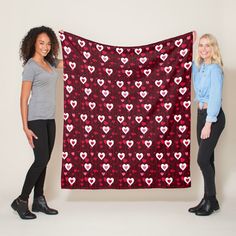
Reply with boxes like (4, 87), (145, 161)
(20, 26), (59, 66)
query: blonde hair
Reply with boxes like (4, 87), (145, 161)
(196, 34), (223, 68)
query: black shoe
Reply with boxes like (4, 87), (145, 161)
(195, 199), (220, 216)
(32, 196), (58, 215)
(11, 197), (36, 220)
(188, 198), (206, 213)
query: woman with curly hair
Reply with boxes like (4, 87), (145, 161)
(11, 26), (63, 220)
(189, 33), (225, 216)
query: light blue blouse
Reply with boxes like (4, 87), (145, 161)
(192, 62), (224, 122)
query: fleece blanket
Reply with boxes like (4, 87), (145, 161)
(60, 31), (192, 189)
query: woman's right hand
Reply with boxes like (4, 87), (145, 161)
(24, 128), (38, 148)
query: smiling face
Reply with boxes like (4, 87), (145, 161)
(198, 37), (213, 64)
(34, 33), (51, 58)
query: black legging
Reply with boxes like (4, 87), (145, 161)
(197, 108), (225, 197)
(20, 119), (56, 200)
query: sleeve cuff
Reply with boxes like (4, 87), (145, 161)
(206, 115), (217, 123)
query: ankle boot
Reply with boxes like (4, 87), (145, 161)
(11, 197), (36, 220)
(195, 199), (220, 216)
(32, 196), (58, 215)
(188, 198), (206, 213)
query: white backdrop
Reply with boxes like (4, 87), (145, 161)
(0, 0), (235, 204)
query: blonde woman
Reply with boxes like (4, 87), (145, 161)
(189, 33), (225, 216)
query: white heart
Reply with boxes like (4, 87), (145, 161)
(156, 153), (163, 160)
(135, 116), (143, 123)
(66, 85), (73, 94)
(121, 91), (129, 98)
(66, 124), (73, 132)
(174, 115), (182, 122)
(89, 139), (96, 147)
(89, 102), (96, 110)
(180, 49), (188, 57)
(164, 66), (172, 74)
(155, 44), (163, 52)
(88, 177), (96, 185)
(174, 77), (182, 85)
(135, 48), (142, 55)
(107, 178), (114, 185)
(106, 68), (113, 75)
(127, 178), (134, 186)
(117, 116), (125, 123)
(179, 87), (187, 95)
(68, 177), (76, 185)
(98, 152), (105, 160)
(160, 90), (168, 97)
(139, 57), (147, 64)
(122, 164), (130, 171)
(106, 103), (114, 111)
(65, 163), (72, 171)
(174, 152), (182, 160)
(107, 140), (114, 147)
(97, 79), (104, 86)
(117, 153), (125, 160)
(144, 69), (151, 76)
(84, 163), (92, 171)
(85, 125), (92, 133)
(85, 88), (92, 96)
(116, 48), (123, 54)
(69, 62), (76, 70)
(184, 62), (192, 70)
(70, 139), (77, 147)
(103, 164), (110, 171)
(80, 76), (87, 84)
(165, 177), (173, 185)
(101, 55), (109, 62)
(155, 80), (163, 87)
(140, 91), (147, 98)
(136, 153), (143, 160)
(175, 39), (183, 47)
(183, 101), (191, 109)
(121, 57), (129, 64)
(126, 104), (133, 111)
(161, 164), (168, 171)
(80, 114), (87, 122)
(80, 152), (87, 160)
(164, 140), (172, 148)
(141, 164), (148, 172)
(160, 126), (168, 134)
(155, 116), (163, 123)
(96, 44), (104, 51)
(145, 140), (152, 148)
(144, 104), (152, 111)
(70, 100), (77, 108)
(122, 126), (130, 134)
(116, 81), (124, 88)
(64, 113), (69, 121)
(135, 81), (142, 88)
(62, 152), (68, 160)
(64, 46), (71, 54)
(145, 178), (153, 186)
(160, 53), (168, 61)
(125, 70), (133, 77)
(126, 140), (134, 148)
(78, 40), (85, 47)
(179, 163), (187, 170)
(88, 65), (95, 73)
(83, 51), (91, 59)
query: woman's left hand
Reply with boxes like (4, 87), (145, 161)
(201, 122), (212, 139)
